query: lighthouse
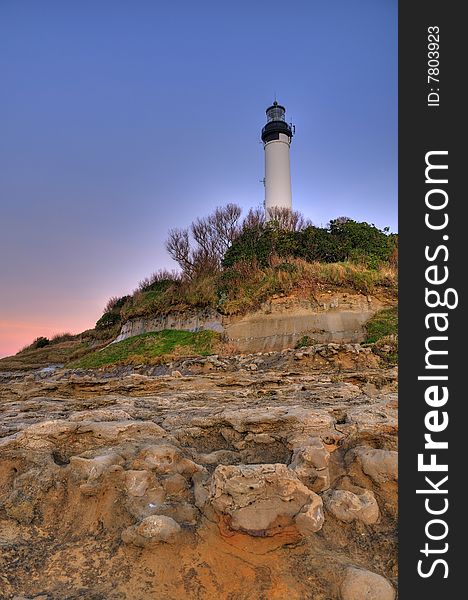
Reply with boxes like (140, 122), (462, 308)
(261, 101), (294, 217)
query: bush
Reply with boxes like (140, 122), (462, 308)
(274, 262), (298, 273)
(96, 311), (121, 330)
(104, 295), (130, 314)
(295, 335), (317, 348)
(97, 295), (132, 331)
(224, 218), (396, 269)
(137, 270), (181, 293)
(223, 225), (298, 267)
(328, 218), (395, 265)
(23, 336), (50, 351)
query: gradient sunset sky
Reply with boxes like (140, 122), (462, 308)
(0, 0), (397, 358)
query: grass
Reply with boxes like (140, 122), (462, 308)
(217, 259), (397, 315)
(70, 329), (219, 369)
(0, 340), (96, 371)
(295, 335), (318, 349)
(365, 307), (398, 343)
(120, 259), (397, 321)
(0, 325), (121, 371)
(121, 276), (218, 320)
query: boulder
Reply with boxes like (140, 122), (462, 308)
(132, 445), (201, 475)
(340, 567), (395, 600)
(124, 469), (153, 497)
(122, 515), (181, 546)
(69, 452), (124, 481)
(354, 447), (398, 484)
(208, 463), (324, 537)
(289, 437), (330, 492)
(324, 489), (379, 524)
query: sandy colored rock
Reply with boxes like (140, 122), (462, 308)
(132, 444), (200, 475)
(0, 343), (398, 599)
(324, 489), (380, 524)
(289, 436), (330, 492)
(124, 469), (153, 497)
(355, 447), (398, 484)
(341, 567), (395, 600)
(295, 495), (325, 535)
(208, 463), (324, 537)
(69, 408), (132, 421)
(122, 515), (181, 546)
(69, 452), (124, 481)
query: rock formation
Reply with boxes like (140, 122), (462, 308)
(0, 343), (397, 599)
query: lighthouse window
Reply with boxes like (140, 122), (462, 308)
(267, 107), (285, 122)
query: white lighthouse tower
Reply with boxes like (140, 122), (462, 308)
(261, 101), (294, 217)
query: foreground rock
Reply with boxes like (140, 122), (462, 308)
(122, 515), (181, 546)
(324, 489), (380, 525)
(206, 463), (324, 538)
(341, 567), (395, 600)
(0, 344), (397, 599)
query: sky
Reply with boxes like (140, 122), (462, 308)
(0, 0), (397, 357)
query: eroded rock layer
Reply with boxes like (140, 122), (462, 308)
(0, 344), (397, 599)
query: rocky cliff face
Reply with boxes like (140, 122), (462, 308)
(116, 292), (393, 352)
(0, 344), (397, 600)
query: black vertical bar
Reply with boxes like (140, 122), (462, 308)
(399, 1), (465, 596)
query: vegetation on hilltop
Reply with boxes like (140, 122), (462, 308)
(2, 204), (398, 369)
(99, 205), (397, 327)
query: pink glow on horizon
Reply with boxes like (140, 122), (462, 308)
(0, 318), (96, 359)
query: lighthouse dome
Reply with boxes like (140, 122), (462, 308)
(266, 101), (286, 122)
(261, 101), (293, 144)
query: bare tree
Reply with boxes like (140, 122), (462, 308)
(166, 204), (243, 277)
(191, 203), (242, 259)
(166, 228), (194, 277)
(211, 203), (243, 252)
(266, 207), (312, 231)
(242, 206), (265, 231)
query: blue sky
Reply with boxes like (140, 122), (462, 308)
(0, 0), (397, 356)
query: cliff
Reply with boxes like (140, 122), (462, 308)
(117, 290), (394, 351)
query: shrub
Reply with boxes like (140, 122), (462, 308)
(96, 311), (121, 330)
(104, 295), (131, 313)
(97, 295), (132, 331)
(26, 336), (50, 350)
(295, 335), (317, 348)
(137, 270), (181, 293)
(224, 218), (396, 269)
(328, 218), (395, 265)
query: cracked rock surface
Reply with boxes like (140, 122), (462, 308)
(0, 344), (397, 599)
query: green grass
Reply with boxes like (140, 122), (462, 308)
(71, 329), (219, 369)
(365, 307), (398, 343)
(295, 335), (318, 349)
